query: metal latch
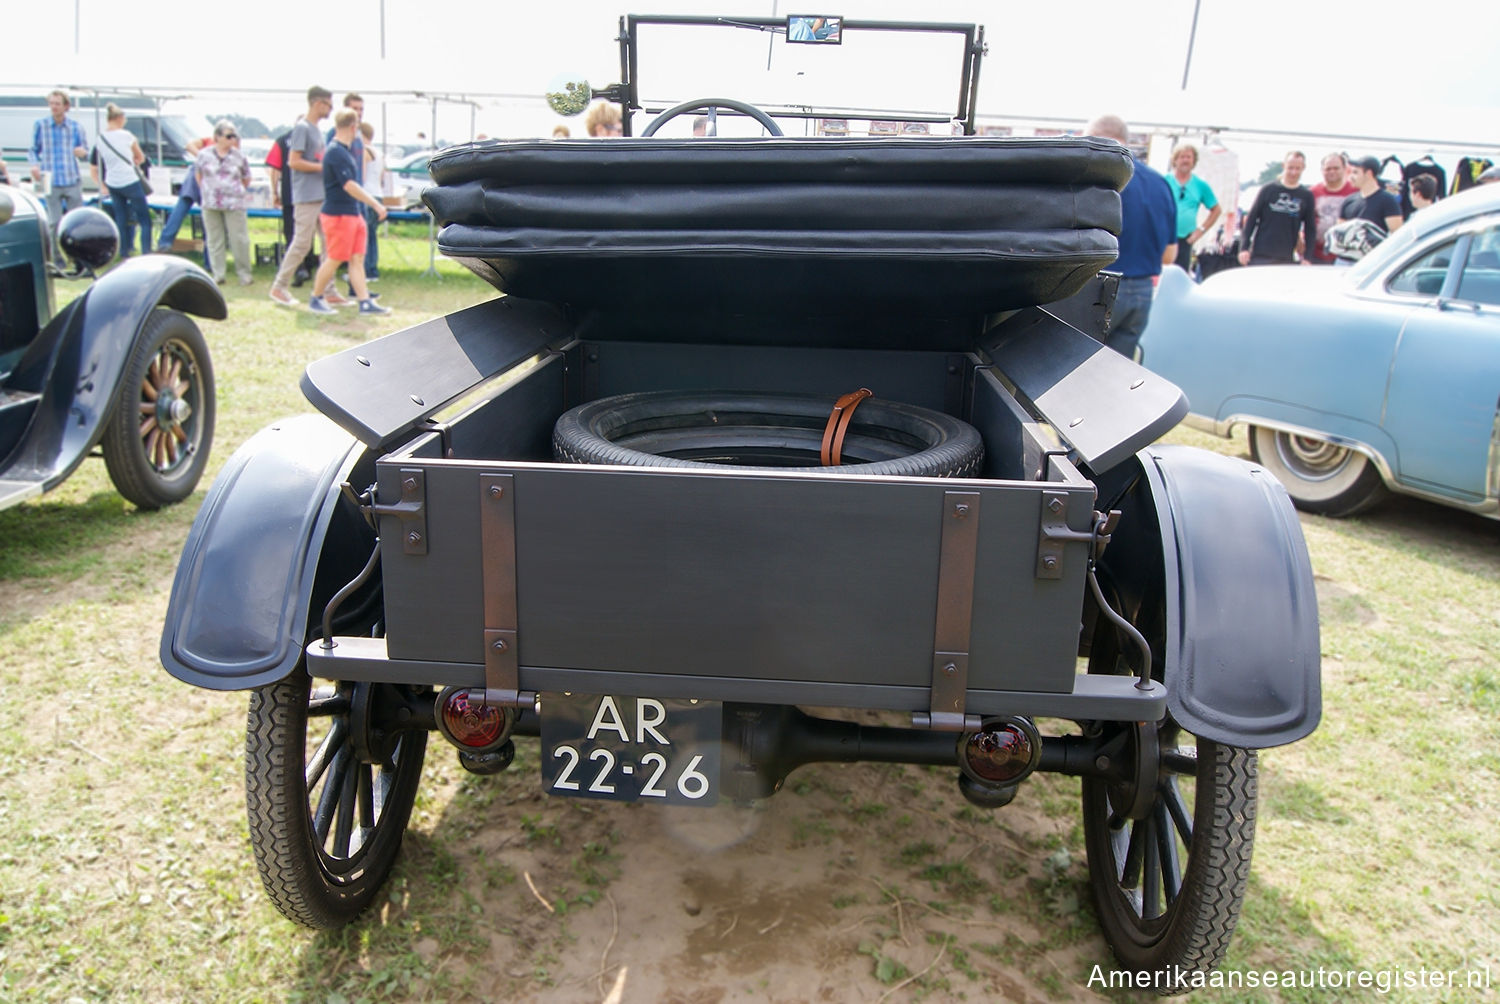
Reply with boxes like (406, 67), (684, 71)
(1036, 489), (1095, 579)
(369, 468), (428, 555)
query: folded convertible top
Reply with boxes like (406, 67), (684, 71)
(424, 136), (1133, 314)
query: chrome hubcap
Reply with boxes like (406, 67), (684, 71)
(1276, 433), (1351, 481)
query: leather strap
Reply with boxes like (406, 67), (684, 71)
(820, 388), (873, 466)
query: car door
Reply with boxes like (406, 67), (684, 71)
(1381, 221), (1500, 499)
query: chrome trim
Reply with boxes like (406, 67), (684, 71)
(1202, 412), (1500, 519)
(1180, 412), (1225, 437)
(1488, 408), (1500, 505)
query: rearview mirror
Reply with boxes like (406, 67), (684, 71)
(786, 15), (842, 44)
(546, 73), (593, 116)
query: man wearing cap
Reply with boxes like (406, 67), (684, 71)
(1340, 156), (1403, 236)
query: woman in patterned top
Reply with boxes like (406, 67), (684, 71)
(194, 120), (255, 285)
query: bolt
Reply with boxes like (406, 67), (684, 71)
(407, 531), (422, 544)
(403, 476), (417, 491)
(1048, 497), (1064, 513)
(1095, 755), (1110, 771)
(1069, 416), (1084, 428)
(356, 355), (371, 367)
(1130, 379), (1145, 390)
(953, 503), (969, 518)
(489, 485), (504, 498)
(1042, 555), (1058, 570)
(410, 394), (425, 406)
(943, 662), (957, 676)
(493, 639), (508, 652)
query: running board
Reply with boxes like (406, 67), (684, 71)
(0, 477), (44, 512)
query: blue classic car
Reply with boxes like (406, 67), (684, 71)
(1140, 182), (1500, 518)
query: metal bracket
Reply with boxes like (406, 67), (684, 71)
(1037, 489), (1094, 579)
(917, 491), (983, 732)
(479, 473), (533, 709)
(370, 468), (427, 555)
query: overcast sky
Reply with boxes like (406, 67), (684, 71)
(6, 0), (1499, 150)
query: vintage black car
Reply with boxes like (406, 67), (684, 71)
(0, 189), (220, 511)
(160, 16), (1319, 992)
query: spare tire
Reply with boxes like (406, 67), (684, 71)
(553, 391), (983, 478)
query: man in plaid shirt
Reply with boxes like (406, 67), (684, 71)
(27, 90), (90, 267)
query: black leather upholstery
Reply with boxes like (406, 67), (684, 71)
(424, 137), (1133, 314)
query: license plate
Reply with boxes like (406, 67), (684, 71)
(540, 693), (722, 806)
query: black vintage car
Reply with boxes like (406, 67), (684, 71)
(160, 16), (1318, 992)
(0, 191), (220, 511)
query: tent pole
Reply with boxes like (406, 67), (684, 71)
(425, 95), (439, 277)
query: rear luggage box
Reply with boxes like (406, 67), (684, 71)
(303, 136), (1170, 724)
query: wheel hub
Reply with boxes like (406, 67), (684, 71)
(349, 682), (425, 766)
(140, 348), (197, 473)
(1277, 434), (1350, 480)
(1104, 721), (1160, 824)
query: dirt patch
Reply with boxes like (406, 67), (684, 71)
(1313, 574), (1379, 628)
(387, 750), (1116, 1003)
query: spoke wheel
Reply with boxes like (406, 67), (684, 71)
(100, 308), (215, 509)
(246, 671), (427, 929)
(1248, 424), (1386, 517)
(1082, 602), (1257, 993)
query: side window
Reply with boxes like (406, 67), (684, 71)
(128, 117), (159, 151)
(1456, 226), (1500, 307)
(1387, 238), (1457, 297)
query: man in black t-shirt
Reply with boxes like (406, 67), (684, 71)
(1340, 155), (1404, 235)
(1238, 151), (1318, 266)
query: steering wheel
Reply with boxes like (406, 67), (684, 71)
(641, 98), (784, 137)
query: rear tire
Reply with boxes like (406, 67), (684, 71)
(1248, 425), (1386, 517)
(1081, 591), (1257, 992)
(246, 671), (426, 929)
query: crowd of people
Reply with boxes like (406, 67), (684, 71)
(1082, 112), (1500, 359)
(19, 90), (1499, 332)
(22, 86), (391, 317)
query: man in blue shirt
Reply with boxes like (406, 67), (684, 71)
(306, 108), (389, 316)
(1085, 114), (1176, 360)
(325, 93), (378, 286)
(26, 90), (90, 267)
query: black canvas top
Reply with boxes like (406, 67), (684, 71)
(424, 136), (1133, 315)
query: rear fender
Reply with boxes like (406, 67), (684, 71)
(1097, 445), (1320, 748)
(1, 255), (225, 487)
(160, 415), (374, 691)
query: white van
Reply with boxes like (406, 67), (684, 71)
(0, 94), (211, 194)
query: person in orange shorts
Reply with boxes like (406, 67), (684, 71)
(307, 108), (390, 315)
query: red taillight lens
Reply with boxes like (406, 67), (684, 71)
(440, 689), (505, 748)
(963, 722), (1037, 783)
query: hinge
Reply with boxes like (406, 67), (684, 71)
(370, 468), (427, 555)
(479, 473), (533, 709)
(914, 491), (983, 732)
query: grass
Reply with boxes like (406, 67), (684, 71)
(1, 242), (1499, 1000)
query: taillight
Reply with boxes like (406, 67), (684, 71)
(436, 687), (513, 752)
(959, 717), (1041, 785)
